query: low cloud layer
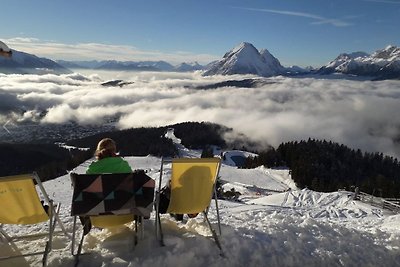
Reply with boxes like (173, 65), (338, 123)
(1, 71), (400, 159)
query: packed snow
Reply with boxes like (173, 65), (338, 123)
(1, 134), (400, 267)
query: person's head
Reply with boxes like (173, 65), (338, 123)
(95, 138), (117, 160)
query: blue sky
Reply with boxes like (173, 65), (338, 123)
(1, 0), (399, 67)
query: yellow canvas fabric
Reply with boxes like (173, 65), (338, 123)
(90, 214), (134, 228)
(167, 158), (220, 214)
(0, 175), (48, 224)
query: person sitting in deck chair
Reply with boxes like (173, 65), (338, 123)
(80, 138), (133, 233)
(87, 138), (132, 174)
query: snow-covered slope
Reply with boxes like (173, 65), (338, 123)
(0, 50), (72, 75)
(203, 42), (284, 77)
(2, 131), (400, 266)
(318, 45), (400, 79)
(220, 165), (294, 195)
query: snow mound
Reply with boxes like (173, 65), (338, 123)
(248, 189), (387, 220)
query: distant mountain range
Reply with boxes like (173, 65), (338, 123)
(56, 59), (204, 72)
(0, 49), (205, 74)
(1, 42), (399, 80)
(204, 42), (400, 80)
(316, 45), (400, 80)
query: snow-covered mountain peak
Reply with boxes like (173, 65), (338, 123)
(324, 52), (368, 70)
(223, 42), (261, 64)
(384, 44), (397, 51)
(228, 42), (259, 55)
(204, 42), (284, 77)
(259, 48), (285, 71)
(177, 61), (201, 67)
(338, 52), (369, 60)
(259, 48), (274, 60)
(372, 45), (400, 60)
(173, 61), (203, 72)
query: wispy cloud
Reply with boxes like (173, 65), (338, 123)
(362, 0), (400, 4)
(233, 7), (352, 27)
(2, 38), (219, 64)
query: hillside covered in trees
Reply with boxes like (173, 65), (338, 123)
(0, 143), (91, 181)
(244, 139), (400, 198)
(172, 121), (260, 151)
(0, 122), (227, 180)
(66, 127), (177, 157)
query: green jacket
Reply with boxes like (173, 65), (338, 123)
(86, 157), (132, 174)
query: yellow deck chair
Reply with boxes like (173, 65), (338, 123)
(89, 214), (134, 228)
(155, 157), (223, 253)
(0, 172), (67, 267)
(71, 213), (138, 266)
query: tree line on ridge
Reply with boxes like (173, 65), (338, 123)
(243, 139), (400, 198)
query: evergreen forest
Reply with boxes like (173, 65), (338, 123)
(244, 139), (400, 198)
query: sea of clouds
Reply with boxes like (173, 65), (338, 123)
(1, 70), (400, 158)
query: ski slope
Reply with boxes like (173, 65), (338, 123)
(1, 135), (400, 267)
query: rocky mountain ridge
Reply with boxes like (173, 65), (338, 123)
(318, 45), (400, 79)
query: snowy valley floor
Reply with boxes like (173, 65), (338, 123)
(1, 155), (400, 267)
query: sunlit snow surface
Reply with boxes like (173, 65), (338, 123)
(1, 138), (400, 267)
